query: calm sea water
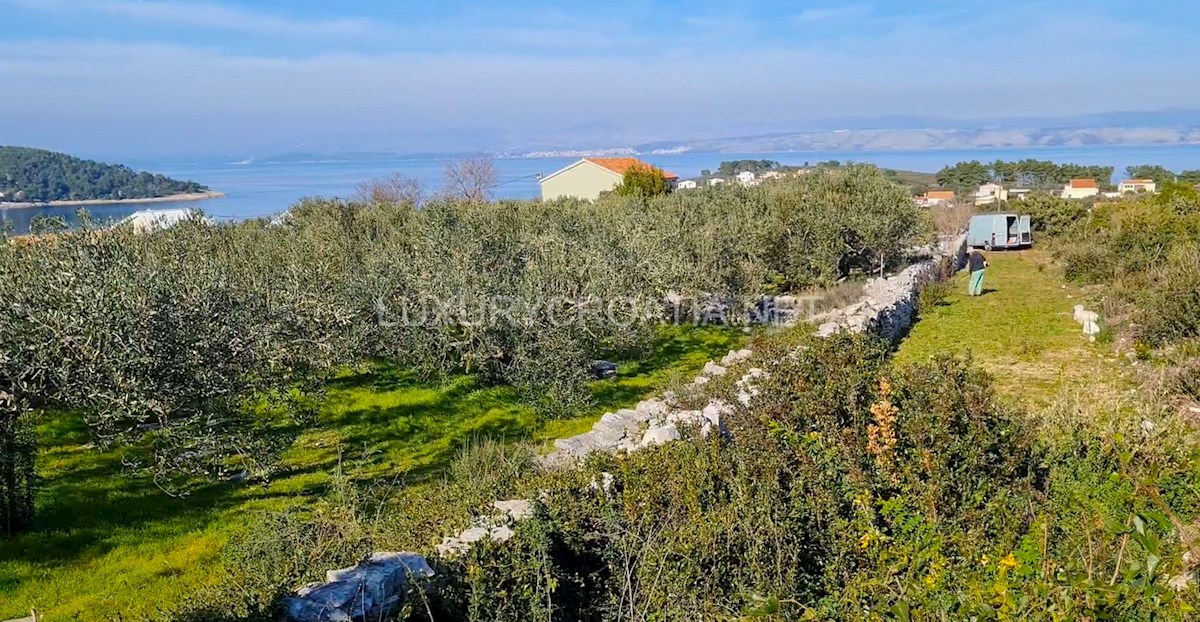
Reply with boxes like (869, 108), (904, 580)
(4, 144), (1200, 234)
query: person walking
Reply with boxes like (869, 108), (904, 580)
(968, 249), (989, 296)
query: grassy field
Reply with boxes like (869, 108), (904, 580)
(0, 326), (743, 621)
(896, 249), (1128, 405)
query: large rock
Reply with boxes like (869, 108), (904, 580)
(640, 423), (680, 447)
(283, 552), (433, 622)
(493, 499), (533, 521)
(721, 348), (754, 366)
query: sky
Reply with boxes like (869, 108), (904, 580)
(2, 0), (1200, 158)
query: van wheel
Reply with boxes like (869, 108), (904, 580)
(984, 242), (992, 251)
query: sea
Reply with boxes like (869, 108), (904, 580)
(4, 144), (1200, 234)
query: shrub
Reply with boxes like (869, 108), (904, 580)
(419, 335), (1043, 621)
(1021, 193), (1088, 238)
(1137, 243), (1200, 345)
(916, 279), (952, 316)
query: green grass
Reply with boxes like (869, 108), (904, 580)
(896, 249), (1125, 405)
(0, 325), (742, 621)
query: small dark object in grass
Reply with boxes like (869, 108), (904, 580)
(590, 360), (618, 379)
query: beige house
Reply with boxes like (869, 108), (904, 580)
(1061, 178), (1100, 200)
(539, 157), (679, 200)
(1119, 179), (1158, 194)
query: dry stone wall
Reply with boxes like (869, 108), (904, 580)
(281, 235), (967, 621)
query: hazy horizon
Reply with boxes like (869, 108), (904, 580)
(3, 0), (1200, 159)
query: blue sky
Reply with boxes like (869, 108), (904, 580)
(2, 0), (1199, 157)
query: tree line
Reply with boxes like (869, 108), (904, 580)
(0, 165), (930, 533)
(934, 159), (1117, 196)
(0, 146), (208, 203)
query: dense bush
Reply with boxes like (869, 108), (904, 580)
(419, 334), (1049, 621)
(1055, 186), (1200, 345)
(1020, 193), (1089, 238)
(418, 338), (1198, 621)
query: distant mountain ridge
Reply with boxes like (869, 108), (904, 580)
(633, 126), (1200, 156)
(224, 109), (1200, 162)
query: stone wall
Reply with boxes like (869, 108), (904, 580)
(281, 235), (967, 621)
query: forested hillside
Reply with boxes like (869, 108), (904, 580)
(0, 146), (207, 203)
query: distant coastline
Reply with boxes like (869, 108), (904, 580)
(0, 190), (225, 209)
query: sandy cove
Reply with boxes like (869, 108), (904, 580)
(0, 190), (225, 209)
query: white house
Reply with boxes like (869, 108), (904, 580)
(760, 171), (783, 180)
(1061, 178), (1100, 200)
(538, 157), (679, 201)
(974, 182), (1008, 206)
(707, 178), (726, 187)
(116, 208), (208, 233)
(736, 171), (756, 186)
(1008, 188), (1032, 201)
(676, 180), (698, 190)
(1119, 179), (1158, 194)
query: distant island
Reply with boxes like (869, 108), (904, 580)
(0, 146), (221, 207)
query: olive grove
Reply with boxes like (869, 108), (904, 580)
(0, 164), (930, 533)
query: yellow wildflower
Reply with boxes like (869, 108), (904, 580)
(858, 531), (878, 550)
(999, 553), (1018, 570)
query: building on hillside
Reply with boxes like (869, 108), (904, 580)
(538, 157), (679, 201)
(736, 171), (757, 186)
(1118, 179), (1158, 194)
(116, 208), (208, 233)
(759, 171), (783, 180)
(1061, 178), (1100, 200)
(974, 182), (1008, 206)
(916, 190), (956, 207)
(1008, 188), (1032, 201)
(676, 179), (698, 190)
(707, 177), (726, 187)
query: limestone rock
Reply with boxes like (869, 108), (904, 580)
(458, 526), (489, 544)
(285, 552), (433, 622)
(640, 423), (680, 447)
(493, 499), (533, 521)
(721, 348), (754, 367)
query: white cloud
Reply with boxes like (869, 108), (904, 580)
(4, 0), (377, 36)
(792, 5), (869, 23)
(1, 0), (1198, 155)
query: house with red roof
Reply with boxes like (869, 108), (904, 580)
(916, 190), (956, 207)
(1060, 178), (1100, 200)
(539, 157), (679, 200)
